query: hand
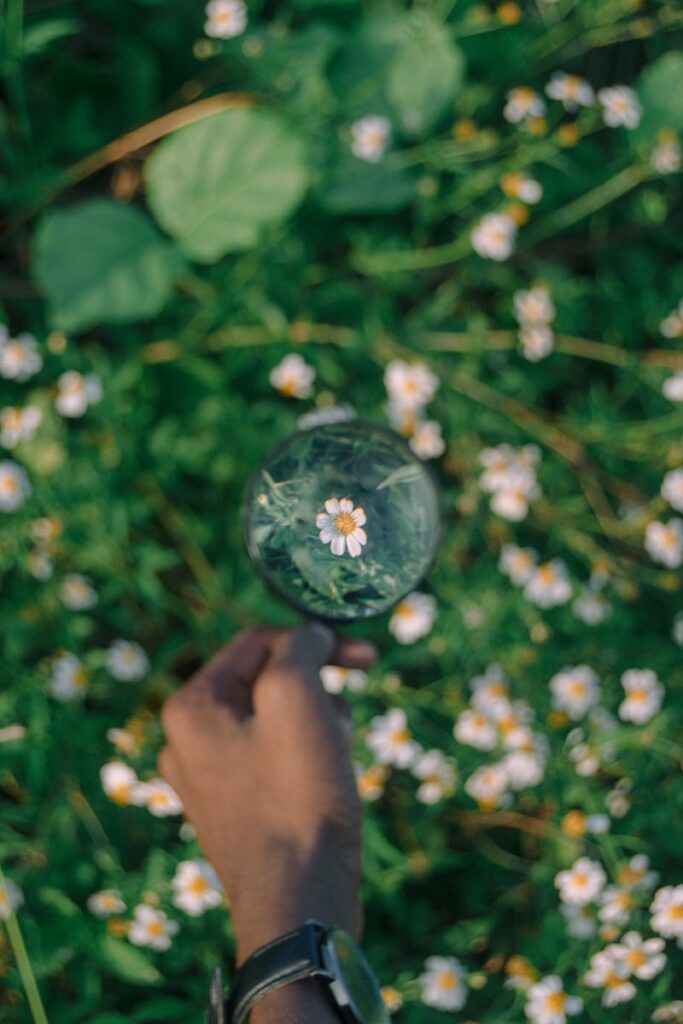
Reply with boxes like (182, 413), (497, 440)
(158, 624), (377, 966)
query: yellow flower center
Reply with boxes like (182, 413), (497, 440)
(670, 905), (683, 920)
(72, 669), (88, 689)
(545, 992), (566, 1013)
(189, 877), (208, 895)
(537, 563), (556, 584)
(568, 680), (586, 697)
(278, 376), (299, 397)
(573, 872), (588, 887)
(111, 784), (131, 805)
(334, 512), (356, 536)
(390, 727), (410, 746)
(628, 687), (649, 702)
(604, 970), (624, 989)
(1, 475), (17, 493)
(437, 971), (458, 990)
(626, 949), (646, 969)
(147, 920), (164, 937)
(618, 865), (643, 886)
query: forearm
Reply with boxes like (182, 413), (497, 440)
(250, 980), (342, 1024)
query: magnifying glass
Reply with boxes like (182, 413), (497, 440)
(244, 421), (442, 622)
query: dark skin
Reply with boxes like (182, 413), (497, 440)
(159, 623), (378, 1023)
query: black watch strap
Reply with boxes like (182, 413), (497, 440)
(223, 920), (331, 1024)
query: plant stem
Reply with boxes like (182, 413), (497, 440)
(0, 863), (48, 1024)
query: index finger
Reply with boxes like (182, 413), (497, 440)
(161, 626), (280, 740)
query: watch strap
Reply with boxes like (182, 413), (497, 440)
(224, 920), (331, 1024)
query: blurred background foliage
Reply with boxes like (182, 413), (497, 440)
(1, 0), (683, 1020)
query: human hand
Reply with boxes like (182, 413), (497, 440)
(158, 624), (377, 965)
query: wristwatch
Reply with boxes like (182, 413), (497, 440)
(205, 919), (390, 1024)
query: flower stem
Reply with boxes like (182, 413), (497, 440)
(0, 864), (48, 1024)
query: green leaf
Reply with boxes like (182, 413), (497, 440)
(144, 109), (310, 263)
(97, 936), (162, 986)
(633, 51), (683, 146)
(376, 464), (423, 490)
(387, 14), (465, 138)
(32, 199), (185, 333)
(319, 153), (416, 214)
(23, 18), (81, 57)
(131, 997), (194, 1021)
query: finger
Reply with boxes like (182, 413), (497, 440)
(333, 636), (378, 670)
(161, 627), (281, 741)
(252, 623), (336, 724)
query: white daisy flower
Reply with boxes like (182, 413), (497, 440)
(499, 544), (538, 586)
(619, 668), (664, 724)
(585, 813), (610, 834)
(0, 877), (24, 921)
(409, 419), (445, 460)
(0, 460), (31, 512)
(0, 332), (42, 381)
(598, 886), (634, 926)
(350, 115), (391, 163)
(545, 72), (595, 110)
(645, 518), (683, 567)
(661, 301), (683, 338)
(380, 986), (403, 1014)
(549, 665), (601, 719)
(501, 172), (543, 204)
(100, 761), (145, 806)
(479, 443), (540, 495)
(555, 857), (607, 905)
(316, 497), (367, 557)
(525, 975), (583, 1024)
(503, 87), (546, 124)
(464, 762), (510, 809)
(572, 586), (611, 625)
(561, 903), (597, 939)
(662, 468), (683, 512)
(419, 956), (468, 1011)
(453, 708), (498, 751)
(297, 404), (355, 431)
(568, 742), (600, 777)
(55, 371), (102, 418)
(617, 854), (659, 891)
(469, 664), (511, 714)
(137, 778), (184, 817)
(128, 905), (179, 951)
(651, 885), (683, 940)
(355, 762), (389, 802)
(106, 727), (140, 757)
(652, 136), (682, 175)
(87, 889), (126, 918)
(171, 859), (223, 916)
(388, 591), (436, 644)
(519, 325), (555, 361)
(28, 549), (53, 580)
(490, 471), (540, 520)
(320, 666), (367, 694)
(502, 749), (545, 789)
(0, 406), (42, 449)
(597, 86), (642, 129)
(204, 0), (247, 39)
(384, 359), (438, 411)
(524, 559), (572, 608)
(583, 949), (636, 1007)
(49, 652), (88, 702)
(411, 749), (456, 804)
(106, 640), (149, 682)
(471, 212), (518, 261)
(366, 708), (420, 769)
(59, 573), (98, 610)
(269, 353), (316, 399)
(663, 372), (683, 401)
(613, 931), (666, 980)
(514, 286), (555, 326)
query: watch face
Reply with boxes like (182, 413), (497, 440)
(325, 928), (391, 1024)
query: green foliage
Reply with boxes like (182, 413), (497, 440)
(33, 200), (186, 332)
(144, 109), (310, 263)
(386, 13), (465, 138)
(2, 0), (683, 1021)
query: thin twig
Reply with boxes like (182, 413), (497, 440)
(0, 863), (48, 1024)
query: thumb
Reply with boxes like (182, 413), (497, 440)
(252, 622), (336, 725)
